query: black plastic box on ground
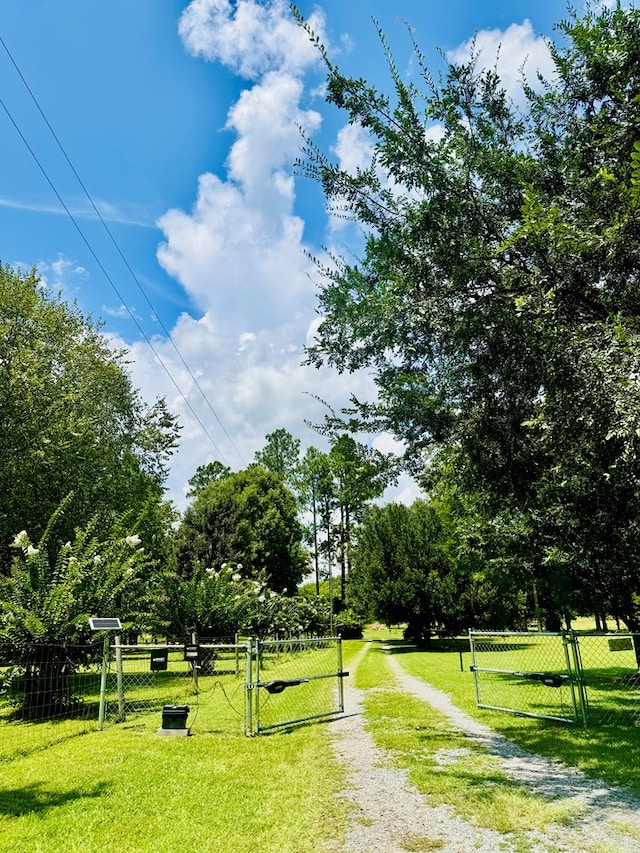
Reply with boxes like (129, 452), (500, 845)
(162, 704), (190, 729)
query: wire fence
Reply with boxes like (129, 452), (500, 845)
(572, 632), (640, 726)
(1, 635), (347, 750)
(0, 641), (104, 761)
(104, 638), (249, 734)
(469, 631), (585, 724)
(469, 630), (640, 726)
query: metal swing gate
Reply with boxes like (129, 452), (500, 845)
(244, 636), (347, 735)
(468, 631), (588, 725)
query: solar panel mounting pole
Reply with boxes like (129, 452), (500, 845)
(89, 618), (122, 731)
(98, 634), (110, 731)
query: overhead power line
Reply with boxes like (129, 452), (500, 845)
(0, 34), (245, 467)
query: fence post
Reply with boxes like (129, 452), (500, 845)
(254, 637), (261, 735)
(337, 636), (345, 713)
(469, 630), (481, 707)
(566, 630), (589, 726)
(97, 634), (110, 731)
(115, 634), (126, 722)
(191, 631), (199, 693)
(245, 637), (253, 736)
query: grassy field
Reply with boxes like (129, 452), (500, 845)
(0, 640), (366, 853)
(373, 632), (640, 798)
(3, 632), (640, 852)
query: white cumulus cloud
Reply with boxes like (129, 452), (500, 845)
(448, 19), (556, 100)
(178, 0), (326, 80)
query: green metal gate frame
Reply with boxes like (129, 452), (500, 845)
(244, 636), (346, 735)
(469, 630), (589, 725)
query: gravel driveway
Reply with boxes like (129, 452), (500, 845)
(325, 643), (640, 853)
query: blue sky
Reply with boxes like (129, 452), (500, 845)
(0, 0), (598, 508)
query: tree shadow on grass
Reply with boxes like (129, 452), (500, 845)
(0, 780), (111, 817)
(374, 637), (473, 655)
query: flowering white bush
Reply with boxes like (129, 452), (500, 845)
(0, 504), (150, 657)
(165, 561), (332, 639)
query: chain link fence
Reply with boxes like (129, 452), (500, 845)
(469, 630), (640, 726)
(572, 632), (640, 726)
(469, 631), (585, 724)
(104, 638), (247, 733)
(0, 641), (104, 760)
(1, 635), (347, 748)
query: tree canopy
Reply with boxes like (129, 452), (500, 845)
(0, 264), (180, 572)
(254, 428), (301, 487)
(298, 4), (640, 627)
(176, 466), (307, 592)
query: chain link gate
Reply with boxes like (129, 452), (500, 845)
(570, 631), (640, 726)
(98, 635), (347, 735)
(470, 630), (640, 726)
(245, 636), (347, 735)
(469, 631), (588, 725)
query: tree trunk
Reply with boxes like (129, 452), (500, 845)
(618, 614), (640, 669)
(23, 645), (76, 720)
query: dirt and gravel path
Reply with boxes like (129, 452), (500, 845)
(325, 642), (640, 853)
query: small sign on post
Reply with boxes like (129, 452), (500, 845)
(183, 643), (199, 662)
(608, 637), (634, 652)
(150, 648), (169, 671)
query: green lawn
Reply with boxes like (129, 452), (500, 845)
(0, 640), (366, 853)
(3, 634), (640, 853)
(381, 636), (640, 797)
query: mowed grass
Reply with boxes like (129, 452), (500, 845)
(0, 720), (348, 853)
(353, 641), (584, 844)
(4, 633), (640, 853)
(382, 636), (640, 798)
(0, 643), (367, 853)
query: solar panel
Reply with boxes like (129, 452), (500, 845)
(89, 617), (122, 631)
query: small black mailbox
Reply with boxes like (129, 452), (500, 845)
(150, 649), (169, 671)
(183, 643), (199, 662)
(162, 704), (190, 729)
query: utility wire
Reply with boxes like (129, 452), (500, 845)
(0, 92), (231, 464)
(0, 34), (245, 466)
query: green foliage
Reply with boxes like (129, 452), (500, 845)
(0, 499), (156, 718)
(254, 428), (301, 487)
(350, 498), (480, 641)
(0, 502), (152, 658)
(299, 5), (640, 627)
(0, 264), (180, 573)
(177, 466), (307, 593)
(186, 460), (231, 498)
(162, 561), (331, 639)
(333, 607), (364, 639)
